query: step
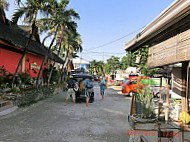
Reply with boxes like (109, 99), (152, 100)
(0, 104), (18, 116)
(0, 100), (11, 108)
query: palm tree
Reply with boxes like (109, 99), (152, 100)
(89, 60), (97, 75)
(47, 21), (79, 84)
(36, 0), (80, 86)
(97, 61), (104, 76)
(59, 29), (82, 83)
(0, 0), (9, 24)
(11, 0), (50, 83)
(89, 60), (104, 76)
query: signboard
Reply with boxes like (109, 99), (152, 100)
(30, 62), (40, 70)
(148, 29), (190, 68)
(116, 73), (128, 80)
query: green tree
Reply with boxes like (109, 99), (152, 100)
(106, 56), (121, 72)
(89, 60), (104, 76)
(130, 47), (160, 75)
(60, 29), (82, 82)
(0, 0), (9, 24)
(89, 60), (97, 75)
(11, 0), (50, 83)
(121, 52), (132, 70)
(36, 0), (80, 85)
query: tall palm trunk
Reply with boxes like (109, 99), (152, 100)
(0, 8), (8, 24)
(58, 49), (69, 83)
(63, 47), (72, 82)
(58, 66), (63, 84)
(63, 58), (70, 82)
(12, 12), (37, 84)
(47, 26), (64, 84)
(36, 24), (60, 86)
(47, 42), (62, 84)
(62, 52), (69, 82)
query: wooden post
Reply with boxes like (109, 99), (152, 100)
(181, 62), (188, 112)
(131, 94), (136, 115)
(165, 83), (170, 123)
(186, 62), (189, 112)
(159, 77), (162, 101)
(167, 84), (170, 104)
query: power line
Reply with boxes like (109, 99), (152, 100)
(85, 25), (146, 51)
(82, 51), (126, 54)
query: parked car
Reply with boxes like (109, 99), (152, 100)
(121, 76), (148, 96)
(122, 76), (168, 97)
(93, 76), (99, 81)
(72, 74), (94, 103)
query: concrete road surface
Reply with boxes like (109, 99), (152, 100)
(0, 82), (131, 142)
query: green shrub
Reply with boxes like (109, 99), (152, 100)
(50, 69), (60, 84)
(19, 72), (31, 84)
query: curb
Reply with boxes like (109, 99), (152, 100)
(0, 106), (18, 116)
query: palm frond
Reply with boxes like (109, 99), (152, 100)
(11, 7), (26, 24)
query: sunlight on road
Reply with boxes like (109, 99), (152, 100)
(103, 108), (126, 116)
(109, 85), (123, 95)
(109, 85), (132, 100)
(109, 85), (122, 91)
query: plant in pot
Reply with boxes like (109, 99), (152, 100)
(132, 78), (156, 122)
(136, 86), (155, 119)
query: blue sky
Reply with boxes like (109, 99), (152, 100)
(6, 0), (174, 62)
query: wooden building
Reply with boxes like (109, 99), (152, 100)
(124, 0), (190, 113)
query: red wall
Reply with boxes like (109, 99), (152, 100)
(0, 48), (22, 74)
(25, 53), (47, 78)
(0, 48), (47, 78)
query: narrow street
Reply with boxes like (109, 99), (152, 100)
(0, 82), (131, 142)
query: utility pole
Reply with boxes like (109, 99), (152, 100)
(80, 53), (82, 73)
(103, 51), (104, 63)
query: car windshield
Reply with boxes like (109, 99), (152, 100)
(124, 79), (130, 85)
(130, 80), (137, 84)
(72, 74), (93, 79)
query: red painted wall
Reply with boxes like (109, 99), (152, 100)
(0, 47), (22, 74)
(25, 53), (47, 78)
(0, 48), (47, 78)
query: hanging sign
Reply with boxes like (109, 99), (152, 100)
(30, 62), (40, 70)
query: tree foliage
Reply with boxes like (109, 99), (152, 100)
(91, 48), (160, 76)
(129, 47), (160, 75)
(89, 60), (104, 76)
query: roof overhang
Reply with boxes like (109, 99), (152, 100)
(0, 23), (65, 64)
(124, 0), (190, 51)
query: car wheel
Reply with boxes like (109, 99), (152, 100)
(156, 92), (160, 98)
(89, 92), (94, 103)
(129, 92), (133, 97)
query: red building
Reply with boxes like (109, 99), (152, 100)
(0, 14), (64, 78)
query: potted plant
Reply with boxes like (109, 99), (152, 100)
(128, 78), (158, 129)
(134, 85), (156, 121)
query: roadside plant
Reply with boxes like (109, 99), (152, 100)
(136, 78), (155, 119)
(19, 72), (31, 85)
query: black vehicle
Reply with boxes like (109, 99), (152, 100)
(72, 74), (94, 103)
(93, 76), (99, 81)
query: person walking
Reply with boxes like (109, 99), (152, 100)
(83, 78), (94, 107)
(99, 76), (106, 100)
(87, 78), (94, 103)
(65, 76), (76, 104)
(73, 80), (79, 99)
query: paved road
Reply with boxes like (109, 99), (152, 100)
(0, 82), (131, 142)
